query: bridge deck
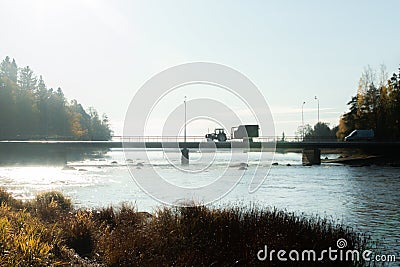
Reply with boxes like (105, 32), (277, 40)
(1, 140), (400, 149)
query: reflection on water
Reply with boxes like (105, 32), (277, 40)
(0, 149), (399, 254)
(0, 144), (109, 166)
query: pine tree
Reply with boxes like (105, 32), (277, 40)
(18, 66), (37, 91)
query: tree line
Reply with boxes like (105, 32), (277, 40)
(0, 56), (112, 140)
(295, 122), (338, 141)
(337, 65), (400, 140)
(295, 65), (400, 141)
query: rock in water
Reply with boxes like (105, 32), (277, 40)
(62, 165), (76, 171)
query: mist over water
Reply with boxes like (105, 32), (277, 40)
(0, 149), (399, 254)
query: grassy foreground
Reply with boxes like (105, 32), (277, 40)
(0, 189), (371, 266)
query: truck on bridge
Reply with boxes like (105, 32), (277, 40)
(205, 125), (259, 142)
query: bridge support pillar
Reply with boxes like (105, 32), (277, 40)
(181, 148), (189, 165)
(302, 149), (321, 166)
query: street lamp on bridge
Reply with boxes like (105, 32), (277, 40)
(181, 96), (189, 164)
(302, 101), (306, 140)
(315, 96), (319, 124)
(184, 96), (187, 143)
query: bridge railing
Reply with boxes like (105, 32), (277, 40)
(254, 136), (338, 142)
(111, 135), (206, 142)
(111, 135), (340, 143)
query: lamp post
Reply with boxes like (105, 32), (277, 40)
(181, 96), (189, 164)
(314, 96), (319, 124)
(184, 96), (187, 143)
(302, 101), (306, 140)
(45, 95), (51, 140)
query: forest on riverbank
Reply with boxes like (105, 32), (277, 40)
(298, 65), (400, 141)
(337, 65), (400, 140)
(0, 56), (112, 140)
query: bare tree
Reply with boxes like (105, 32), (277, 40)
(378, 64), (388, 88)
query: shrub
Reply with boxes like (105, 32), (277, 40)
(0, 188), (23, 210)
(61, 210), (97, 258)
(0, 203), (63, 266)
(35, 191), (72, 212)
(93, 204), (150, 266)
(31, 191), (72, 222)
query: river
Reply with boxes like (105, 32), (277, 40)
(0, 149), (399, 256)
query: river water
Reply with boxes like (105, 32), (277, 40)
(0, 149), (399, 256)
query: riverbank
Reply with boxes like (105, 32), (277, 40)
(0, 189), (372, 266)
(323, 154), (400, 166)
(275, 148), (400, 167)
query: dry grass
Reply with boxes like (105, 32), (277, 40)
(94, 205), (370, 266)
(0, 188), (374, 266)
(0, 203), (63, 266)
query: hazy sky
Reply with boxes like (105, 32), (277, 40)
(1, 0), (399, 136)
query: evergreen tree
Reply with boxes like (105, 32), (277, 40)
(0, 56), (18, 83)
(18, 66), (37, 91)
(0, 56), (112, 140)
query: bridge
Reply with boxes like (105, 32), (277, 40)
(1, 136), (399, 165)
